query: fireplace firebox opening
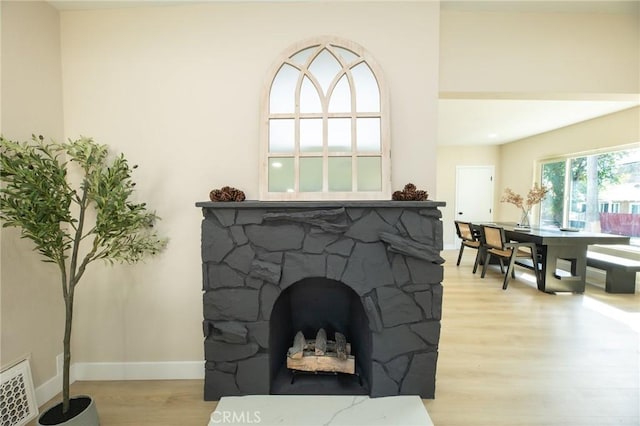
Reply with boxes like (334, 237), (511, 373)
(269, 277), (371, 395)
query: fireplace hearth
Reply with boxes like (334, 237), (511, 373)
(197, 201), (445, 400)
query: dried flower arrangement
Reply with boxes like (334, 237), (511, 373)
(501, 183), (549, 209)
(500, 183), (549, 227)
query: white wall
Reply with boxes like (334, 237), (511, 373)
(58, 1), (441, 367)
(440, 8), (639, 94)
(0, 1), (65, 390)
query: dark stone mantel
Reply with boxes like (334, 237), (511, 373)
(195, 200), (446, 209)
(197, 199), (446, 400)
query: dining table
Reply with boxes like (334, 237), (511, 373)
(484, 223), (630, 293)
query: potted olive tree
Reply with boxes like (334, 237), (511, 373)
(0, 135), (167, 425)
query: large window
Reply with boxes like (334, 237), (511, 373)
(540, 146), (640, 244)
(260, 37), (390, 200)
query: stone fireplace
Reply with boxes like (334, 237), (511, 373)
(196, 201), (445, 400)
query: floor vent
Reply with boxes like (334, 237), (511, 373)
(1, 359), (38, 426)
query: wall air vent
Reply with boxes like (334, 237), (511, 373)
(0, 359), (38, 426)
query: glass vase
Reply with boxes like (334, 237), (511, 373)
(519, 208), (531, 228)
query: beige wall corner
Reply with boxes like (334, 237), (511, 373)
(0, 0), (65, 388)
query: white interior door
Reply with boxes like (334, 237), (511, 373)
(455, 166), (494, 239)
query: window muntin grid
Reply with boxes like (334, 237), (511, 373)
(262, 38), (390, 200)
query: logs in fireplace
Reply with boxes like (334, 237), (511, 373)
(287, 329), (355, 375)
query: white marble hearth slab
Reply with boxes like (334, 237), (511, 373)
(208, 395), (433, 426)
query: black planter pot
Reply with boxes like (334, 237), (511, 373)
(37, 395), (99, 426)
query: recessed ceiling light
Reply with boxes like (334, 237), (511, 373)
(272, 162), (283, 168)
(488, 133), (498, 138)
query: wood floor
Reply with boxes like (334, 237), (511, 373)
(30, 249), (640, 425)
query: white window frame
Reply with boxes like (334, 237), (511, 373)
(259, 36), (391, 201)
(538, 144), (640, 245)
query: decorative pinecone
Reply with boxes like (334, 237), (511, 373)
(414, 190), (428, 201)
(392, 190), (406, 201)
(392, 183), (428, 201)
(209, 186), (246, 202)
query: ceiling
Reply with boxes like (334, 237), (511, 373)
(47, 0), (640, 146)
(437, 98), (640, 146)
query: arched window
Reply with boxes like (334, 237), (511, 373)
(260, 37), (390, 200)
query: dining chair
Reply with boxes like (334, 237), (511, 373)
(454, 220), (482, 273)
(480, 224), (540, 290)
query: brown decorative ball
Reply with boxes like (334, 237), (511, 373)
(392, 183), (428, 201)
(209, 186), (246, 202)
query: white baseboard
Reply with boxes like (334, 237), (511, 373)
(35, 357), (204, 406)
(35, 353), (65, 407)
(72, 360), (205, 381)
